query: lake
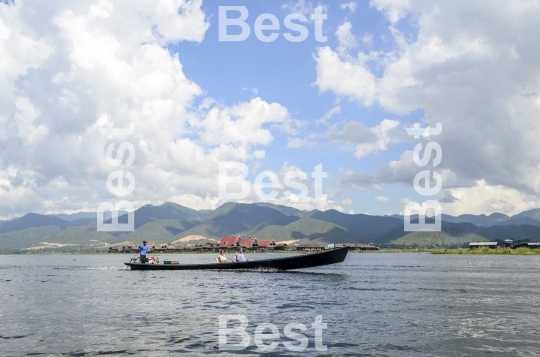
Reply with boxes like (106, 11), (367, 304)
(1, 252), (540, 356)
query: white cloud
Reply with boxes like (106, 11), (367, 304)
(287, 138), (312, 148)
(281, 0), (318, 18)
(362, 34), (373, 47)
(354, 119), (400, 158)
(342, 198), (353, 206)
(336, 21), (358, 54)
(218, 162), (345, 212)
(375, 196), (388, 202)
(440, 180), (540, 216)
(319, 0), (540, 213)
(330, 119), (401, 158)
(340, 2), (358, 13)
(194, 97), (288, 148)
(318, 105), (341, 124)
(314, 46), (377, 106)
(0, 1), (298, 218)
(396, 197), (412, 206)
(370, 0), (410, 23)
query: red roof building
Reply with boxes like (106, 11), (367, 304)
(257, 240), (276, 247)
(219, 236), (240, 246)
(238, 237), (257, 247)
(206, 241), (220, 247)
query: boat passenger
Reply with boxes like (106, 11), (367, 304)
(235, 247), (252, 262)
(139, 240), (149, 263)
(216, 250), (230, 263)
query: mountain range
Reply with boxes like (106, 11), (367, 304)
(1, 202), (540, 251)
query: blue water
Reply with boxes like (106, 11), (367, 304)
(1, 253), (540, 356)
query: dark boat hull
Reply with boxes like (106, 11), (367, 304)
(124, 247), (348, 271)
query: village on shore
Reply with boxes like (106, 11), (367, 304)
(108, 235), (381, 254)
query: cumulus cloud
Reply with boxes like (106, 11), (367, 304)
(336, 21), (358, 55)
(440, 180), (540, 216)
(219, 162), (345, 212)
(317, 0), (540, 213)
(370, 0), (410, 24)
(0, 1), (302, 218)
(314, 46), (377, 106)
(340, 2), (358, 13)
(330, 119), (400, 158)
(193, 98), (288, 149)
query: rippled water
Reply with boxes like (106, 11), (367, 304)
(1, 252), (540, 356)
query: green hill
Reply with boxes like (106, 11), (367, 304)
(4, 202), (540, 251)
(307, 209), (402, 241)
(129, 202), (203, 229)
(388, 231), (487, 248)
(241, 216), (361, 244)
(121, 219), (198, 243)
(174, 203), (287, 239)
(0, 224), (119, 250)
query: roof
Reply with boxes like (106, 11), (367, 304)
(257, 240), (275, 247)
(239, 237), (257, 247)
(220, 236), (240, 246)
(206, 241), (220, 246)
(469, 242), (498, 246)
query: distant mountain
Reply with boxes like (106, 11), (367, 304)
(477, 224), (540, 242)
(510, 208), (540, 221)
(389, 231), (488, 248)
(242, 216), (360, 243)
(0, 220), (7, 227)
(4, 202), (540, 251)
(493, 217), (540, 227)
(379, 220), (540, 248)
(377, 220), (481, 245)
(438, 213), (509, 227)
(53, 212), (95, 221)
(0, 213), (93, 235)
(174, 203), (287, 239)
(0, 223), (120, 250)
(253, 202), (305, 217)
(122, 219), (199, 243)
(307, 209), (402, 241)
(129, 203), (203, 229)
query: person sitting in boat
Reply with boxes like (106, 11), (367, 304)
(216, 250), (230, 263)
(235, 247), (252, 262)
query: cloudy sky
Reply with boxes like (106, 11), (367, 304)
(1, 0), (539, 219)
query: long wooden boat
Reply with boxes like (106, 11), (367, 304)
(124, 247), (348, 271)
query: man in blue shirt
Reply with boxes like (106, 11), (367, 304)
(235, 247), (252, 262)
(139, 240), (149, 263)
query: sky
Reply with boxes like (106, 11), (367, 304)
(1, 0), (540, 219)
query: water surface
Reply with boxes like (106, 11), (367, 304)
(1, 253), (539, 356)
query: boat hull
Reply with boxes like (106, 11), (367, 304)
(124, 247), (348, 271)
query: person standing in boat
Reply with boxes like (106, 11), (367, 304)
(139, 240), (149, 263)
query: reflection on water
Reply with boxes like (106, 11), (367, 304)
(1, 253), (540, 356)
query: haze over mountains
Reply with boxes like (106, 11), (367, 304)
(1, 202), (540, 251)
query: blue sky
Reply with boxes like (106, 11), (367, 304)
(170, 0), (425, 215)
(1, 0), (539, 218)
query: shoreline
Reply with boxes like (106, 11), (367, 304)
(3, 247), (540, 255)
